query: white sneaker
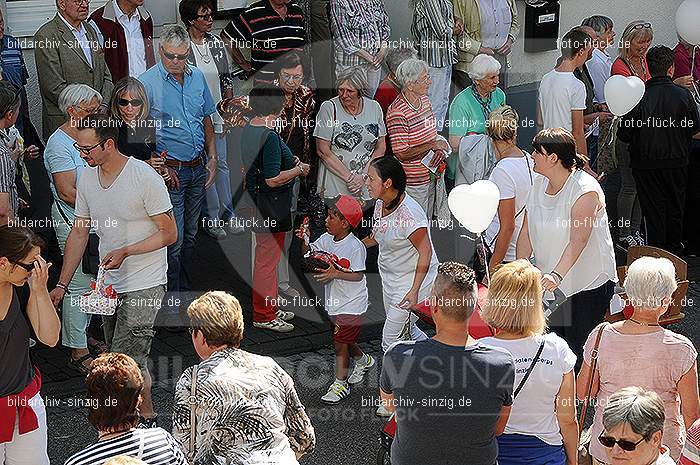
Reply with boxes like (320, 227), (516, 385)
(321, 380), (350, 404)
(348, 354), (375, 384)
(253, 318), (295, 333)
(375, 405), (392, 417)
(277, 309), (295, 321)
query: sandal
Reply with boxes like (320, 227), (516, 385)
(69, 353), (95, 376)
(87, 337), (108, 355)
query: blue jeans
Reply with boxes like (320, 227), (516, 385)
(204, 134), (235, 221)
(167, 162), (206, 293)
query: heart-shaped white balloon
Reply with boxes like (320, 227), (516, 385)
(676, 0), (700, 46)
(604, 75), (645, 116)
(448, 180), (500, 234)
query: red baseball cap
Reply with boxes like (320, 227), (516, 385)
(334, 195), (363, 228)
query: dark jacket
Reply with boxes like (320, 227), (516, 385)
(618, 76), (700, 170)
(117, 119), (157, 161)
(89, 1), (156, 83)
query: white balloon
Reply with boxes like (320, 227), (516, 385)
(604, 75), (645, 116)
(448, 180), (500, 234)
(676, 0), (700, 46)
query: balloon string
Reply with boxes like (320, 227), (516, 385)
(476, 233), (491, 286)
(606, 115), (619, 147)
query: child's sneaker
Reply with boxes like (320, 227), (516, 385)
(277, 309), (295, 321)
(348, 354), (375, 384)
(253, 318), (295, 333)
(321, 380), (350, 404)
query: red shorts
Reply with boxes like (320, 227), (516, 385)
(332, 314), (362, 344)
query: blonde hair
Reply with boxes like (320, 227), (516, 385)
(619, 20), (654, 61)
(109, 77), (150, 122)
(103, 457), (148, 465)
(487, 105), (519, 141)
(187, 291), (244, 347)
(482, 260), (546, 336)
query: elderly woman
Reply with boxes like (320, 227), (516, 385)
(64, 354), (186, 465)
(43, 84), (102, 375)
(329, 0), (391, 98)
(577, 256), (699, 463)
(375, 47), (417, 114)
(313, 67), (386, 233)
(598, 387), (677, 465)
(482, 107), (534, 272)
(242, 85), (309, 332)
(481, 260), (578, 465)
(173, 291), (315, 463)
(386, 59), (448, 218)
(516, 128), (617, 365)
(179, 0), (240, 240)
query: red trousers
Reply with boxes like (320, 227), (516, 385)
(252, 231), (285, 323)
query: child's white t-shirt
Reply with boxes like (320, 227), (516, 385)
(310, 232), (368, 316)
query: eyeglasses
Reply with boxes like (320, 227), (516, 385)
(196, 13), (214, 20)
(598, 434), (646, 451)
(10, 260), (35, 272)
(117, 98), (144, 107)
(280, 72), (303, 83)
(73, 139), (108, 155)
(75, 104), (99, 115)
(163, 51), (189, 61)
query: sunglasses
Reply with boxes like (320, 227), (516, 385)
(598, 434), (646, 451)
(118, 98), (144, 107)
(10, 260), (35, 272)
(163, 51), (189, 61)
(629, 23), (652, 31)
(73, 139), (108, 155)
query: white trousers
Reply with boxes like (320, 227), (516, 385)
(381, 289), (429, 352)
(0, 394), (49, 465)
(427, 65), (452, 132)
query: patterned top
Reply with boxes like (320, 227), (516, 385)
(173, 348), (315, 465)
(411, 0), (457, 68)
(0, 131), (18, 219)
(681, 419), (700, 465)
(278, 82), (316, 165)
(329, 0), (391, 67)
(386, 94), (437, 186)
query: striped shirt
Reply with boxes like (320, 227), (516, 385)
(222, 0), (307, 83)
(0, 134), (18, 221)
(386, 94), (437, 186)
(330, 0), (391, 67)
(681, 420), (700, 465)
(412, 0), (457, 68)
(64, 428), (187, 465)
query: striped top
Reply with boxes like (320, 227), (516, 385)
(223, 0), (307, 83)
(681, 420), (700, 465)
(329, 0), (391, 67)
(411, 0), (457, 68)
(386, 94), (437, 186)
(0, 132), (18, 220)
(64, 428), (187, 465)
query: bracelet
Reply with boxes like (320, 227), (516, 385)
(56, 282), (70, 294)
(550, 270), (564, 283)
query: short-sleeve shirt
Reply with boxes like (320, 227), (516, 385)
(74, 157), (172, 293)
(43, 129), (87, 221)
(313, 97), (386, 199)
(380, 339), (515, 465)
(386, 94), (437, 186)
(310, 232), (368, 315)
(480, 333), (576, 445)
(222, 0), (307, 83)
(538, 70), (587, 132)
(139, 63), (216, 162)
(448, 86), (506, 137)
(583, 323), (698, 462)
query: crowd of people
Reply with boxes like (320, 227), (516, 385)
(0, 0), (699, 464)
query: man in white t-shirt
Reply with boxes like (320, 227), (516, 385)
(537, 28), (592, 158)
(51, 114), (177, 426)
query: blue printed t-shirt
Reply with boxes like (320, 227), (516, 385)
(43, 128), (87, 221)
(139, 63), (216, 162)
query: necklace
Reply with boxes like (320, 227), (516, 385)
(627, 57), (647, 80)
(628, 318), (660, 327)
(192, 39), (211, 64)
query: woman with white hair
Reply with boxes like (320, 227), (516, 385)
(577, 256), (699, 463)
(386, 58), (448, 218)
(43, 83), (103, 375)
(375, 47), (417, 114)
(599, 387), (676, 465)
(446, 54), (506, 188)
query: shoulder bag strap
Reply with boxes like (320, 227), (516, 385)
(578, 323), (609, 433)
(487, 151), (533, 249)
(189, 364), (199, 459)
(513, 338), (546, 399)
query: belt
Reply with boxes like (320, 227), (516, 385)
(165, 157), (203, 168)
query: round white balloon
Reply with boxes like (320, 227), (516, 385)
(676, 0), (700, 46)
(604, 75), (645, 116)
(448, 180), (500, 234)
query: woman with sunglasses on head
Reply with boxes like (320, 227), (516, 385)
(577, 256), (699, 464)
(598, 387), (676, 465)
(44, 84), (103, 375)
(0, 225), (59, 465)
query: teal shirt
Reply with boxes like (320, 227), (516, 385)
(242, 125), (295, 194)
(446, 86), (506, 179)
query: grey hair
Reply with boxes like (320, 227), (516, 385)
(160, 25), (190, 48)
(386, 47), (418, 75)
(58, 84), (103, 116)
(624, 256), (677, 310)
(602, 387), (665, 439)
(468, 54), (502, 80)
(395, 59), (429, 88)
(582, 16), (614, 37)
(336, 67), (368, 94)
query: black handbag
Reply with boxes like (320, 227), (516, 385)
(55, 200), (99, 275)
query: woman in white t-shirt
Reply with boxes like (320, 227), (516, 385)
(481, 260), (578, 465)
(484, 106), (535, 272)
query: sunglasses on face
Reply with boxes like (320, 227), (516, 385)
(163, 51), (189, 61)
(598, 434), (646, 451)
(73, 139), (108, 155)
(118, 98), (144, 107)
(10, 260), (35, 272)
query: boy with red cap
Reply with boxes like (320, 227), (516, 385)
(297, 195), (374, 403)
